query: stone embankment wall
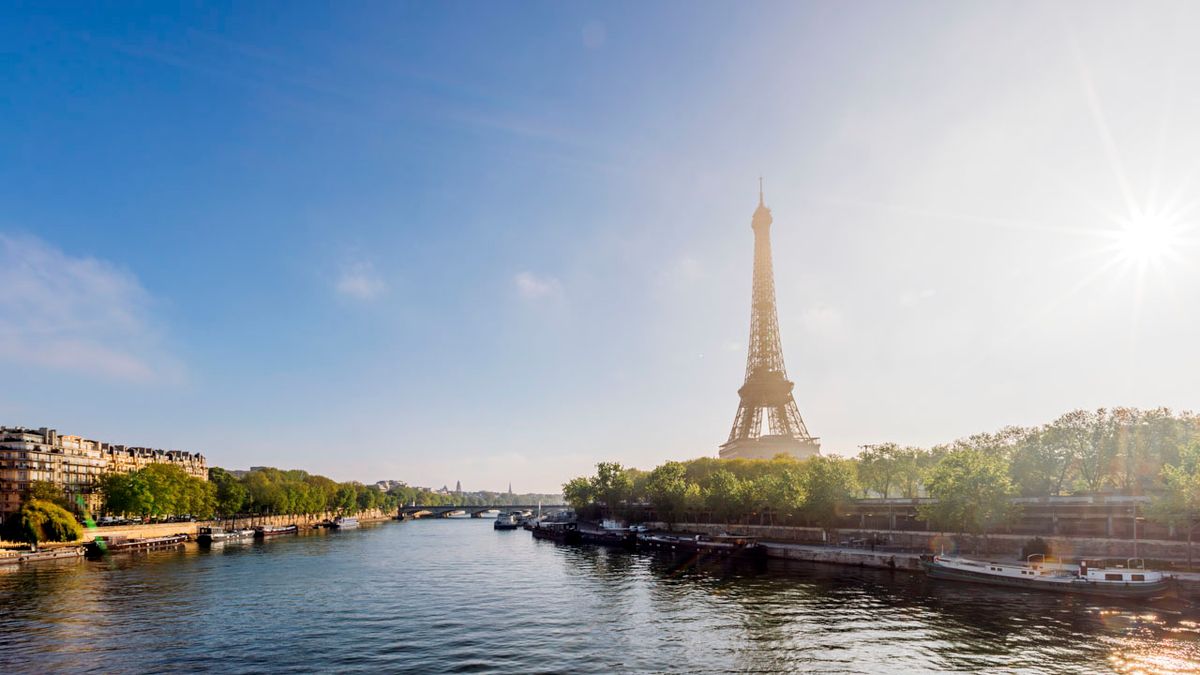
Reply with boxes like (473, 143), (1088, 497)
(77, 509), (394, 542)
(650, 522), (1198, 563)
(763, 543), (927, 572)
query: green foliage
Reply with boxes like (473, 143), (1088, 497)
(570, 454), (835, 526)
(857, 444), (901, 498)
(800, 456), (859, 528)
(646, 462), (690, 523)
(101, 464), (216, 519)
(704, 469), (750, 524)
(562, 476), (594, 512)
(920, 448), (1017, 535)
(7, 499), (83, 547)
(103, 464), (406, 519)
(591, 462), (633, 509)
(999, 407), (1200, 497)
(224, 467), (399, 516)
(893, 447), (931, 498)
(26, 481), (72, 510)
(557, 408), (1200, 528)
(209, 467), (249, 516)
(1149, 441), (1200, 564)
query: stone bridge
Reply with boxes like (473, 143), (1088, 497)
(398, 504), (567, 519)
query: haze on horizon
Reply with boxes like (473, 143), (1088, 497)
(2, 2), (1199, 493)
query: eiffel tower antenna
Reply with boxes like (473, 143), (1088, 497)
(719, 180), (821, 460)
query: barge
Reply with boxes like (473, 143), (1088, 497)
(637, 532), (765, 559)
(85, 534), (187, 556)
(531, 521), (582, 544)
(0, 547), (84, 566)
(578, 525), (637, 549)
(254, 524), (299, 538)
(196, 527), (255, 544)
(923, 555), (1172, 600)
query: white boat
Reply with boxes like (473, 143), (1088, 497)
(924, 554), (1171, 599)
(332, 516), (359, 529)
(196, 527), (255, 544)
(494, 512), (520, 530)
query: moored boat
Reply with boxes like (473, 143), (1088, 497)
(530, 521), (581, 544)
(923, 554), (1172, 599)
(637, 532), (765, 559)
(577, 522), (637, 548)
(85, 534), (187, 556)
(494, 513), (520, 530)
(196, 527), (255, 544)
(254, 524), (299, 538)
(0, 547), (84, 565)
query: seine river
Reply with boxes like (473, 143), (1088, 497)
(1, 519), (1197, 673)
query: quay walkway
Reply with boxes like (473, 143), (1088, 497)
(759, 541), (1200, 601)
(762, 542), (925, 572)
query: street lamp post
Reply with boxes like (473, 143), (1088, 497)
(1131, 505), (1145, 560)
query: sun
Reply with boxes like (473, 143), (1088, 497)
(1108, 209), (1186, 268)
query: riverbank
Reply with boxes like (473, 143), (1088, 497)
(0, 509), (395, 551)
(639, 521), (1200, 600)
(647, 521), (1200, 567)
(92, 509), (395, 541)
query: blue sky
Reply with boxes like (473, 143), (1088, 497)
(3, 2), (1200, 492)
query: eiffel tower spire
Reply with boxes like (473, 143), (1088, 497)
(719, 181), (820, 460)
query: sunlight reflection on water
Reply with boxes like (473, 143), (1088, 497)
(0, 520), (1197, 673)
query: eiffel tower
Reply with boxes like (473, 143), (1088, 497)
(719, 181), (821, 461)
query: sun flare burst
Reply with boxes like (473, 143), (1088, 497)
(1107, 208), (1189, 268)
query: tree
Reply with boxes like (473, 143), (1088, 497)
(101, 464), (214, 519)
(27, 481), (72, 510)
(209, 467), (248, 516)
(6, 499), (82, 550)
(99, 471), (152, 517)
(562, 476), (594, 512)
(1149, 441), (1200, 569)
(920, 448), (1017, 544)
(590, 462), (632, 512)
(704, 469), (750, 524)
(1009, 426), (1071, 497)
(801, 456), (859, 530)
(894, 447), (930, 498)
(1075, 409), (1119, 492)
(758, 467), (805, 524)
(333, 484), (357, 514)
(857, 444), (901, 498)
(646, 462), (691, 524)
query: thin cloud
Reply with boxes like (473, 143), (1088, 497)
(514, 271), (563, 301)
(336, 261), (386, 301)
(0, 233), (178, 382)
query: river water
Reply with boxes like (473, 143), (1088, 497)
(1, 519), (1197, 673)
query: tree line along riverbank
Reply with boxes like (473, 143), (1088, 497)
(1, 463), (555, 551)
(563, 407), (1200, 567)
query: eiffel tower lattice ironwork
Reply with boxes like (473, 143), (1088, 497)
(719, 181), (821, 460)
